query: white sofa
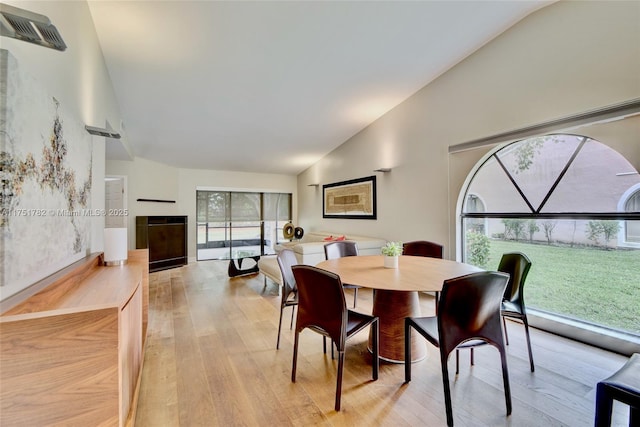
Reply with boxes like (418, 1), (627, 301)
(274, 230), (387, 265)
(257, 230), (387, 287)
(258, 231), (387, 285)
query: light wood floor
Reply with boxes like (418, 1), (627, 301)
(135, 261), (632, 426)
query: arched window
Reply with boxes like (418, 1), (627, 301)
(624, 187), (640, 243)
(465, 193), (486, 234)
(460, 134), (640, 337)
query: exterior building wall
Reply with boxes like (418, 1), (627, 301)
(465, 134), (640, 248)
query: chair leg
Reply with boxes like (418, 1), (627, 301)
(523, 316), (535, 372)
(353, 287), (358, 308)
(289, 305), (295, 329)
(440, 350), (454, 427)
(594, 383), (613, 427)
(276, 306), (285, 350)
(435, 291), (440, 314)
(372, 319), (379, 380)
(499, 346), (512, 416)
(405, 319), (412, 382)
(503, 316), (510, 345)
(629, 405), (639, 427)
(335, 350), (345, 411)
(292, 331), (299, 382)
(454, 348), (473, 374)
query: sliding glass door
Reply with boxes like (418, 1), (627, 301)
(229, 192), (261, 259)
(196, 190), (291, 261)
(263, 192), (291, 256)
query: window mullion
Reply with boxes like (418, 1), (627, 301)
(495, 154), (536, 213)
(536, 136), (588, 213)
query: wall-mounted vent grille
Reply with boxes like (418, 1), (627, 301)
(0, 3), (66, 51)
(85, 125), (121, 139)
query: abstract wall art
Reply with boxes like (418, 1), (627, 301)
(0, 49), (92, 300)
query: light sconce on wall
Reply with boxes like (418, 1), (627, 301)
(85, 125), (121, 139)
(0, 3), (67, 51)
(373, 168), (391, 173)
(307, 183), (320, 187)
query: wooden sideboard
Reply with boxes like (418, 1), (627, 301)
(0, 249), (149, 427)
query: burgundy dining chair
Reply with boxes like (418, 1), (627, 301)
(291, 265), (379, 411)
(275, 249), (298, 350)
(403, 240), (444, 311)
(499, 252), (535, 372)
(405, 271), (512, 426)
(324, 241), (361, 308)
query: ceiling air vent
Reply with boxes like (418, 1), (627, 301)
(85, 125), (121, 139)
(0, 3), (66, 51)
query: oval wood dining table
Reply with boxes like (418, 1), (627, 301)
(316, 255), (482, 363)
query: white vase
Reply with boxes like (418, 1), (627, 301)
(383, 255), (398, 269)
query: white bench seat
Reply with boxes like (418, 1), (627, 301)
(258, 256), (282, 286)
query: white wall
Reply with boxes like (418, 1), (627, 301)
(107, 157), (297, 259)
(3, 0), (123, 255)
(1, 1), (123, 298)
(297, 1), (640, 259)
(2, 2), (121, 125)
(13, 0), (633, 278)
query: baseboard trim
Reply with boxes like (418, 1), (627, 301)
(528, 309), (640, 356)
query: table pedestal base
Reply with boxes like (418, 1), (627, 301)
(369, 290), (426, 363)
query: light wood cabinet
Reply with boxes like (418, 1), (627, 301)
(120, 282), (143, 423)
(0, 250), (149, 426)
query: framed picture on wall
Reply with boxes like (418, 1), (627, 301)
(323, 176), (377, 219)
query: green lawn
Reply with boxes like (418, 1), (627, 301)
(482, 240), (640, 335)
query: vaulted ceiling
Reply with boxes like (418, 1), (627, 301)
(88, 1), (551, 175)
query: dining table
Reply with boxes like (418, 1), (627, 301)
(316, 255), (482, 363)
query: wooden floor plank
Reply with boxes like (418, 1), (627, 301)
(172, 276), (218, 426)
(135, 260), (632, 426)
(135, 272), (179, 427)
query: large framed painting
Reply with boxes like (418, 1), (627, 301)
(1, 49), (92, 300)
(323, 176), (377, 219)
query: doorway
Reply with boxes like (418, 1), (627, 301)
(105, 176), (127, 228)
